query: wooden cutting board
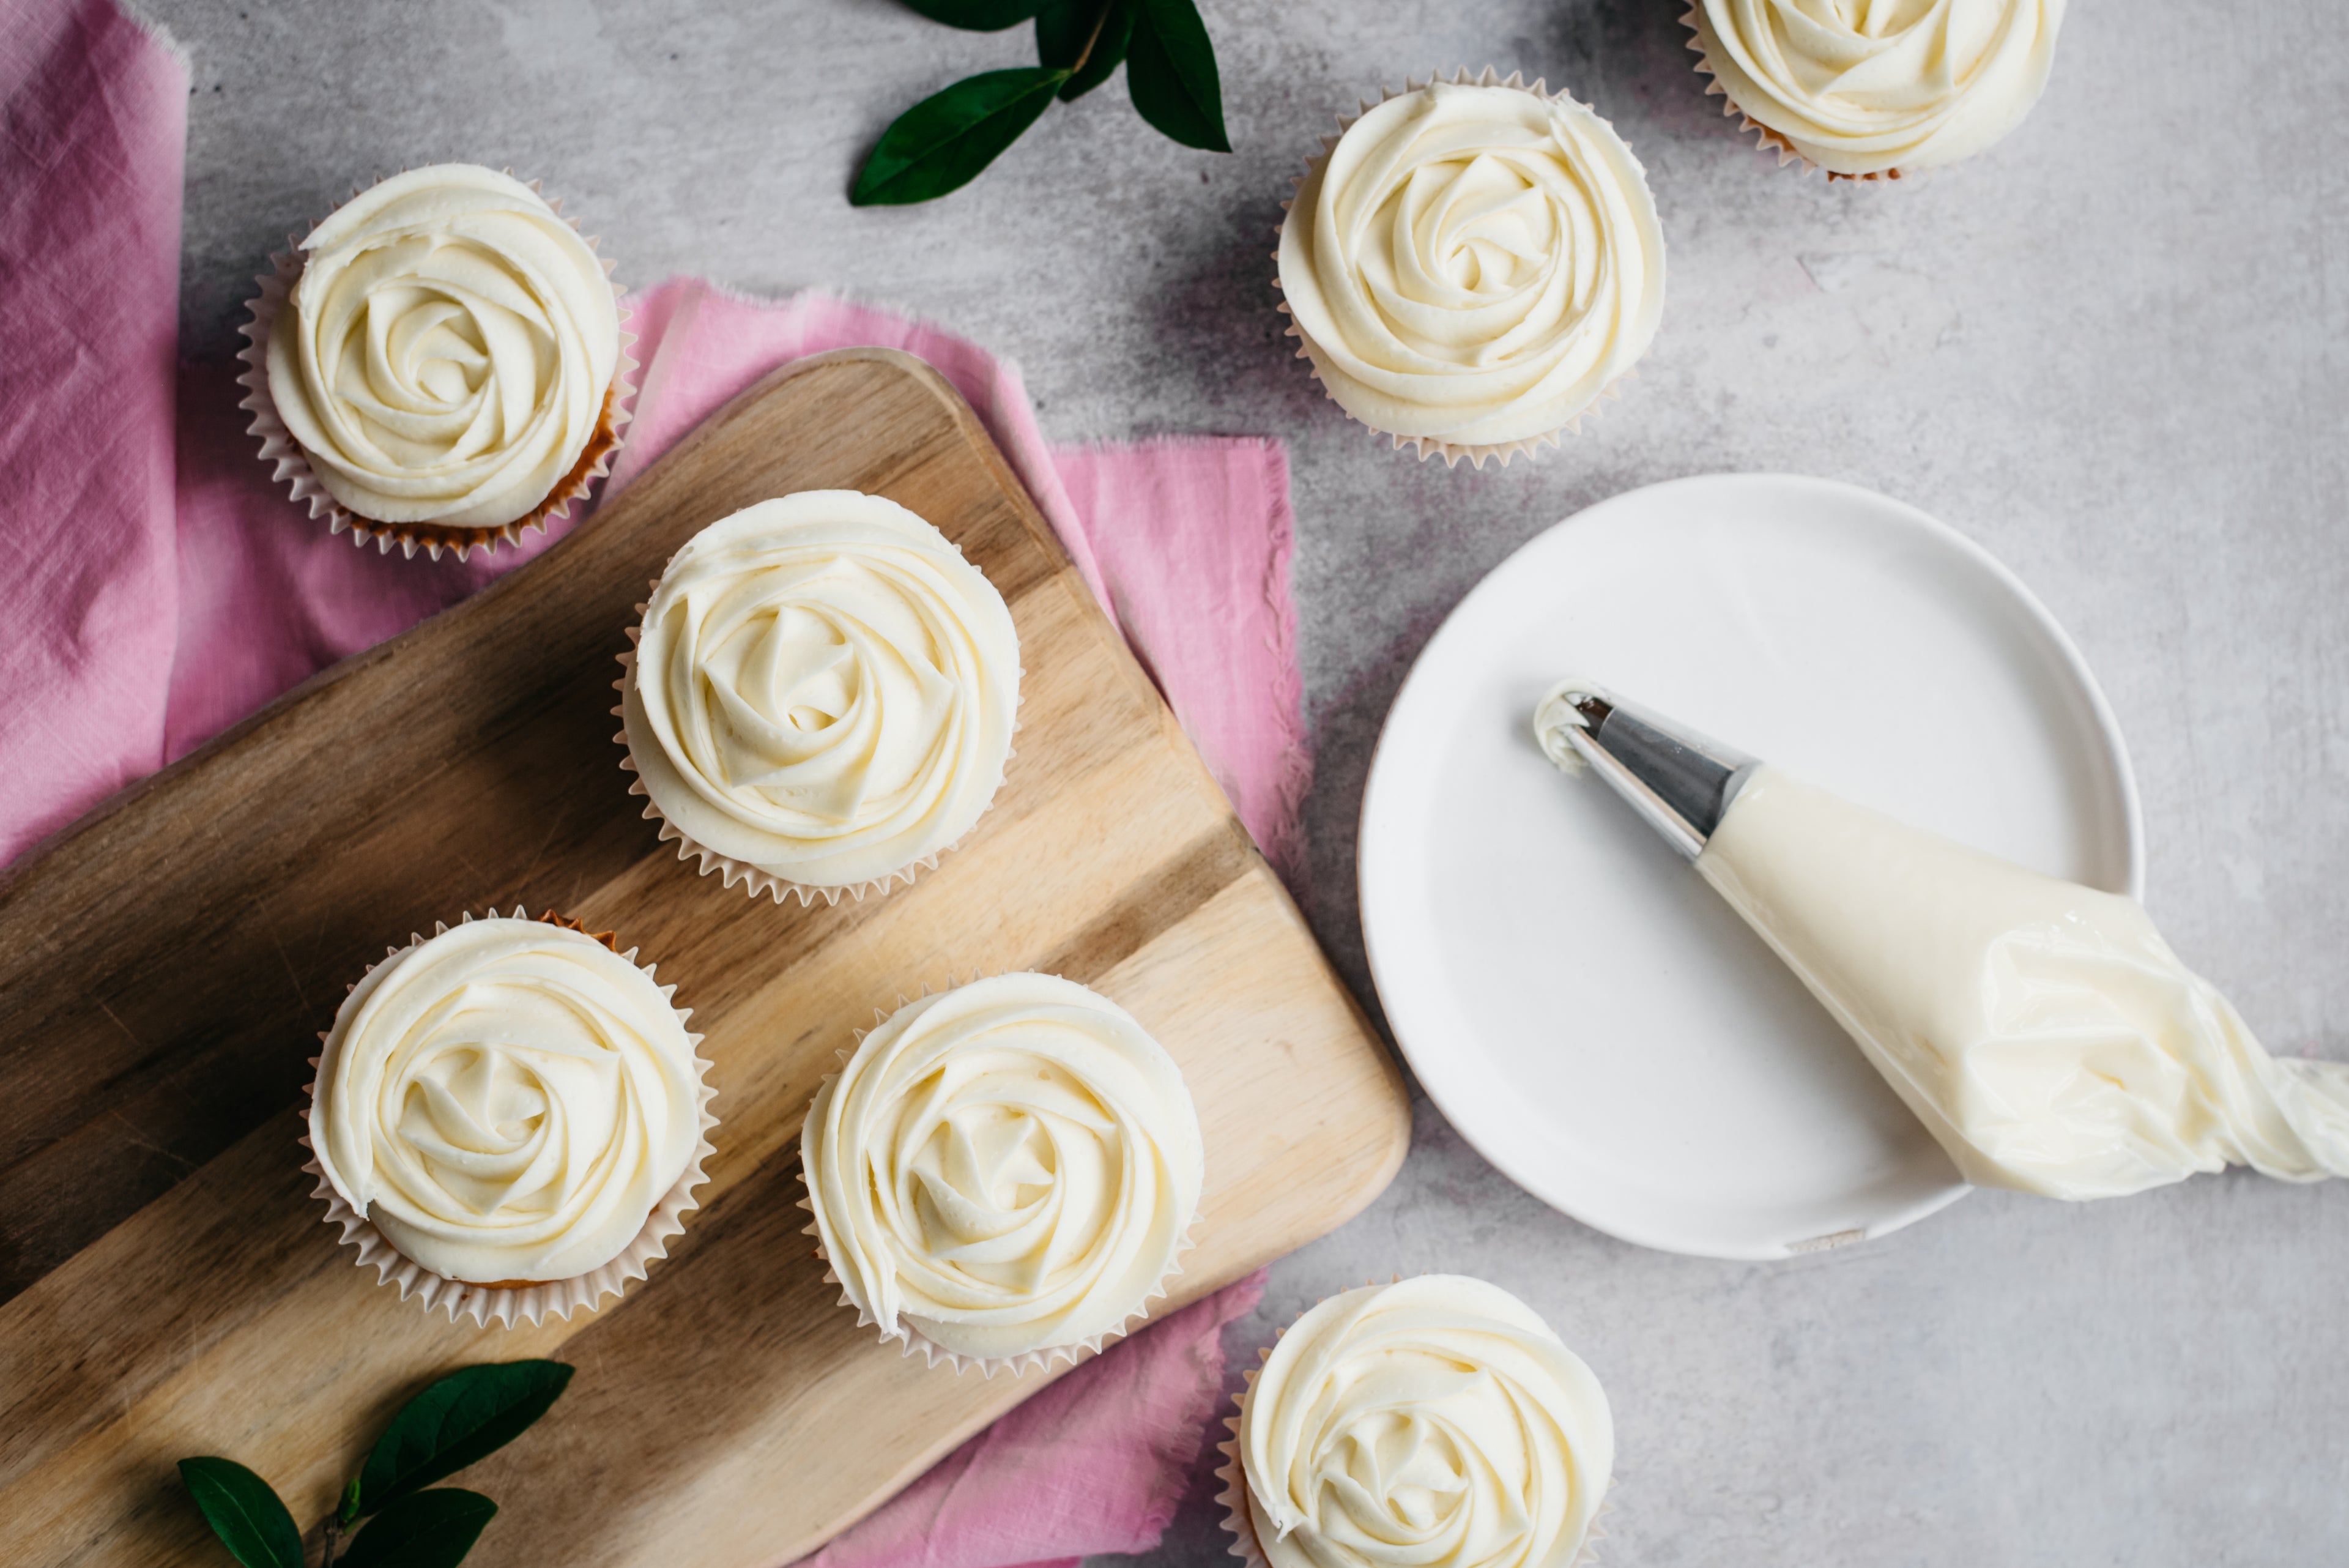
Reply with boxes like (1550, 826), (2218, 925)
(0, 348), (1408, 1567)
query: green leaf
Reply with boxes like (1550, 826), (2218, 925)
(900, 0), (1047, 28)
(338, 1490), (497, 1568)
(1036, 0), (1134, 101)
(356, 1361), (574, 1517)
(1126, 0), (1228, 152)
(852, 67), (1072, 206)
(177, 1457), (303, 1568)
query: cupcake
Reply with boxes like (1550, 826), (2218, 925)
(246, 162), (629, 560)
(800, 973), (1204, 1373)
(303, 910), (715, 1326)
(618, 491), (1022, 905)
(1220, 1276), (1614, 1568)
(1684, 1), (2066, 179)
(1275, 69), (1665, 468)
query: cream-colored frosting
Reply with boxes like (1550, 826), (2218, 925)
(802, 973), (1204, 1362)
(1277, 80), (1664, 450)
(310, 917), (701, 1284)
(1239, 1276), (1613, 1568)
(624, 491), (1019, 891)
(1689, 0), (2065, 176)
(265, 163), (621, 528)
(1700, 768), (2349, 1200)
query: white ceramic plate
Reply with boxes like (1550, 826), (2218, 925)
(1358, 474), (2142, 1261)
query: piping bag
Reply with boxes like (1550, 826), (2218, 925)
(1534, 680), (2349, 1201)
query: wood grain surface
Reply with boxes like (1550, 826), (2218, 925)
(0, 349), (1409, 1567)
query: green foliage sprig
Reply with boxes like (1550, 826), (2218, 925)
(855, 0), (1230, 206)
(178, 1361), (574, 1568)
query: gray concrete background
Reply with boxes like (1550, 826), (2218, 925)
(154, 2), (2349, 1564)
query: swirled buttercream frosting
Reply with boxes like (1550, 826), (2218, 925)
(1688, 0), (2066, 177)
(801, 973), (1204, 1362)
(265, 163), (622, 528)
(1277, 80), (1665, 451)
(1237, 1277), (1614, 1568)
(623, 491), (1021, 892)
(310, 916), (701, 1285)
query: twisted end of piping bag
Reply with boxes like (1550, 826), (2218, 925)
(1533, 679), (1762, 860)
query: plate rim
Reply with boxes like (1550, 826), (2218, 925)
(1356, 472), (2145, 1260)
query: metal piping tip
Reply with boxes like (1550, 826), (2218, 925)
(1532, 679), (1762, 859)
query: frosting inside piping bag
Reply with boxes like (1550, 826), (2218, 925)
(1696, 767), (2349, 1200)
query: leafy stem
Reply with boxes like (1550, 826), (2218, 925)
(1068, 1), (1111, 78)
(178, 1362), (571, 1568)
(321, 1475), (362, 1567)
(853, 0), (1229, 206)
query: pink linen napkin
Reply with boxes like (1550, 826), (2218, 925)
(1, 2), (1308, 1564)
(812, 1271), (1266, 1568)
(0, 0), (186, 860)
(1052, 440), (1308, 879)
(166, 280), (1310, 872)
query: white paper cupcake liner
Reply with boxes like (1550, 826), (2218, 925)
(299, 906), (719, 1328)
(1274, 66), (1642, 471)
(1680, 9), (1922, 182)
(238, 168), (640, 562)
(793, 973), (1201, 1378)
(1215, 1282), (1614, 1568)
(610, 587), (1023, 908)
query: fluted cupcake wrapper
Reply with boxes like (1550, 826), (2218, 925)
(299, 905), (719, 1328)
(1680, 8), (1928, 182)
(1215, 1282), (1614, 1568)
(611, 589), (1023, 908)
(238, 168), (640, 563)
(793, 973), (1201, 1378)
(1274, 66), (1641, 472)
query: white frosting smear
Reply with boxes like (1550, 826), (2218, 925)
(1690, 0), (2066, 176)
(266, 163), (622, 528)
(310, 918), (701, 1284)
(624, 491), (1020, 891)
(1240, 1276), (1613, 1568)
(1701, 768), (2349, 1200)
(1278, 81), (1665, 448)
(802, 973), (1204, 1362)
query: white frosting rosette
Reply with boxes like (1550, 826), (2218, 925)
(619, 491), (1022, 904)
(799, 973), (1205, 1373)
(1685, 0), (2066, 178)
(302, 910), (717, 1327)
(1276, 70), (1666, 467)
(242, 162), (633, 560)
(1219, 1277), (1615, 1568)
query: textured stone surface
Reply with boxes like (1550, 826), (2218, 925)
(153, 1), (2349, 1562)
